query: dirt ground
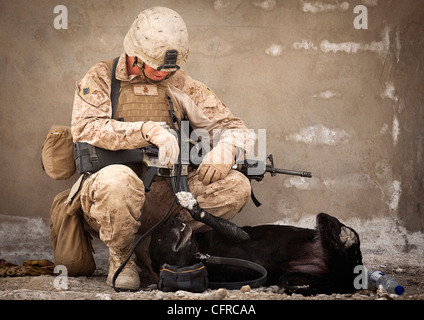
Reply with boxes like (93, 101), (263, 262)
(1, 252), (423, 301)
(1, 214), (423, 302)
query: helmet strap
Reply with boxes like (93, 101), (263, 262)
(132, 56), (145, 74)
(132, 56), (138, 68)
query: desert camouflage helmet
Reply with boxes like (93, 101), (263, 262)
(124, 7), (189, 72)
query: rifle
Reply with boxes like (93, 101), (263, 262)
(236, 153), (312, 181)
(74, 141), (312, 206)
(233, 153), (311, 207)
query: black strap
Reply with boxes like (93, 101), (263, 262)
(250, 185), (262, 207)
(195, 253), (267, 290)
(167, 95), (179, 124)
(110, 56), (121, 118)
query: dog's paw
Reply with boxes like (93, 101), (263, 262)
(176, 192), (197, 210)
(339, 226), (357, 248)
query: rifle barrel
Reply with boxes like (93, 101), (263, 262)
(266, 165), (312, 178)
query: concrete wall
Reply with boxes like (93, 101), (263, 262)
(1, 0), (423, 248)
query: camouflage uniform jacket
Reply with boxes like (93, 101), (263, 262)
(71, 53), (255, 155)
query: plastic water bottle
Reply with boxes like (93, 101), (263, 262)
(367, 269), (405, 295)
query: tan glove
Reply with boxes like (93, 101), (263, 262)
(141, 121), (179, 166)
(198, 142), (236, 185)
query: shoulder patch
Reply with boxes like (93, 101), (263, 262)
(79, 80), (94, 98)
(77, 77), (108, 107)
(82, 87), (91, 96)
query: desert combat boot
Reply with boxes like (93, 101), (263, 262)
(106, 247), (140, 291)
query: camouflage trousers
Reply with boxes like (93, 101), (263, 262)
(80, 164), (251, 250)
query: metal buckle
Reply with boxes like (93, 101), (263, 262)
(195, 252), (210, 261)
(157, 50), (180, 71)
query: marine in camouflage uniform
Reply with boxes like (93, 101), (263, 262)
(71, 7), (255, 290)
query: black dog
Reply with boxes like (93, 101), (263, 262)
(149, 195), (362, 295)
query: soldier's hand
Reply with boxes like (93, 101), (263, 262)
(198, 142), (235, 185)
(141, 121), (179, 166)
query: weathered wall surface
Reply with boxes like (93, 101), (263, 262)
(1, 0), (423, 255)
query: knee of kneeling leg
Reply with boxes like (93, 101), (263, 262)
(98, 165), (144, 194)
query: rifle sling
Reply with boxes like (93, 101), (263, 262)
(250, 187), (262, 207)
(110, 56), (121, 119)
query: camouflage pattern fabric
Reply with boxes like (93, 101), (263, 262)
(0, 259), (54, 277)
(71, 53), (255, 154)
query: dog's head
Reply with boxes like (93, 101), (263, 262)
(149, 217), (196, 273)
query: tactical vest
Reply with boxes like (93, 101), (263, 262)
(104, 58), (182, 127)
